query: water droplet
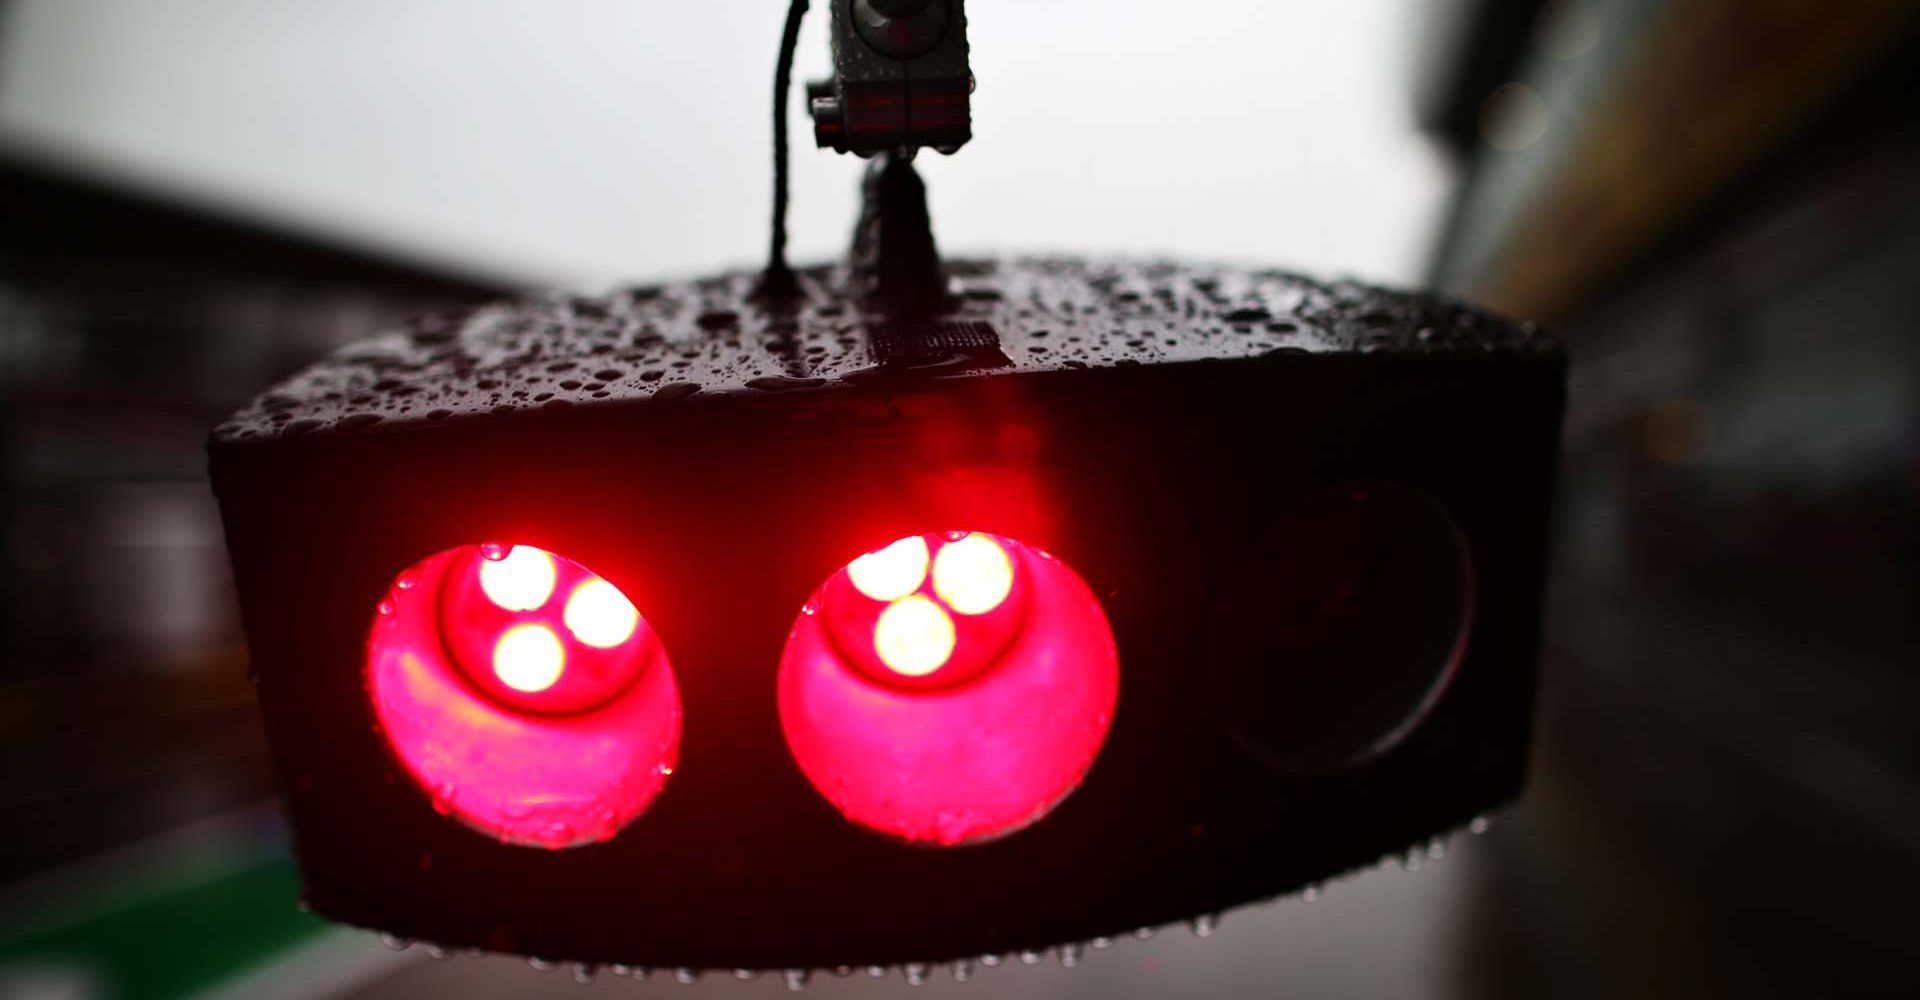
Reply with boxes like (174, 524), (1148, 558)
(1301, 884), (1322, 903)
(951, 959), (974, 982)
(573, 964), (597, 983)
(1090, 936), (1113, 949)
(1427, 838), (1448, 860)
(1191, 913), (1218, 938)
(783, 968), (810, 991)
(376, 599), (395, 617)
(865, 965), (889, 978)
(1059, 942), (1084, 967)
(479, 543), (509, 561)
(1132, 926), (1157, 940)
(673, 968), (700, 985)
(609, 964), (632, 976)
(1018, 949), (1043, 965)
(527, 957), (554, 972)
(1469, 815), (1491, 835)
(380, 934), (409, 951)
(904, 963), (929, 985)
(733, 969), (759, 981)
(831, 966), (855, 978)
(426, 944), (448, 959)
(978, 953), (1004, 968)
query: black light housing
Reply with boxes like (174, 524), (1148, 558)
(210, 257), (1564, 972)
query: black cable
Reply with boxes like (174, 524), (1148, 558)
(760, 0), (811, 298)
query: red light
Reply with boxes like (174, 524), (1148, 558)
(367, 545), (680, 849)
(778, 532), (1117, 846)
(435, 546), (655, 716)
(818, 532), (1029, 691)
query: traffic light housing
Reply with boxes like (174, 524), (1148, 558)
(209, 257), (1563, 972)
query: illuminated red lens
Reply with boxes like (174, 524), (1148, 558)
(367, 544), (680, 849)
(779, 532), (1118, 846)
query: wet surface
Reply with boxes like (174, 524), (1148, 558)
(213, 259), (1554, 444)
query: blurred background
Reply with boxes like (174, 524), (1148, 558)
(2, 0), (1916, 997)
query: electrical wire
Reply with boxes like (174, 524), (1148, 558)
(760, 0), (811, 298)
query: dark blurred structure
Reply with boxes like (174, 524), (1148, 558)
(4, 1), (1919, 997)
(0, 157), (505, 876)
(1424, 0), (1920, 995)
(0, 156), (504, 997)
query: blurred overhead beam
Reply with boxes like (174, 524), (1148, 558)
(1430, 0), (1920, 324)
(1412, 0), (1550, 152)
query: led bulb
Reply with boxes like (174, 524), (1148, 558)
(873, 595), (956, 677)
(493, 623), (566, 693)
(564, 578), (640, 648)
(847, 535), (931, 602)
(932, 533), (1015, 614)
(478, 546), (557, 611)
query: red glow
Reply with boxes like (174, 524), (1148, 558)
(367, 545), (680, 849)
(779, 532), (1117, 846)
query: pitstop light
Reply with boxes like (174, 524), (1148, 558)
(209, 256), (1564, 974)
